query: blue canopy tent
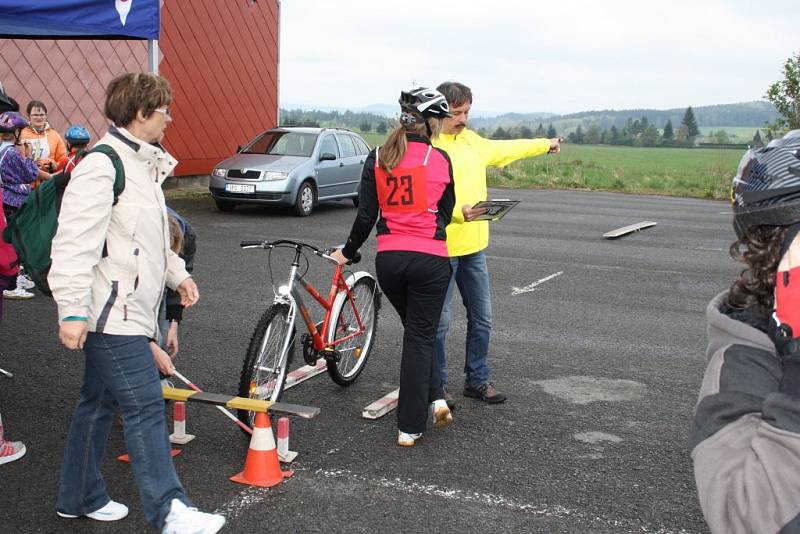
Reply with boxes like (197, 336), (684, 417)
(0, 0), (161, 72)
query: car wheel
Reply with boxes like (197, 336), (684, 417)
(351, 195), (359, 207)
(215, 200), (237, 212)
(294, 182), (315, 217)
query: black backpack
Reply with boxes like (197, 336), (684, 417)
(2, 144), (125, 296)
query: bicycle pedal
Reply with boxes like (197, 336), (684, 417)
(319, 347), (341, 363)
(301, 334), (317, 365)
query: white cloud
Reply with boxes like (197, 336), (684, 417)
(279, 0), (799, 114)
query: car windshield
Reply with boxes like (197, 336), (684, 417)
(242, 131), (317, 157)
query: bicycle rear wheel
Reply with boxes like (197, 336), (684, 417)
(326, 276), (378, 386)
(237, 304), (294, 429)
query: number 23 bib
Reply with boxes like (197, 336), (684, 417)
(374, 146), (430, 213)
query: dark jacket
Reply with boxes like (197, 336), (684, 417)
(165, 207), (196, 322)
(691, 291), (800, 533)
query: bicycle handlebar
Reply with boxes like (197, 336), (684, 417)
(240, 239), (361, 265)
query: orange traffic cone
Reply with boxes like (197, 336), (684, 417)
(230, 412), (293, 487)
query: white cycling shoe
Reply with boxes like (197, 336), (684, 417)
(57, 499), (129, 521)
(161, 498), (225, 534)
(431, 399), (453, 429)
(397, 431), (422, 446)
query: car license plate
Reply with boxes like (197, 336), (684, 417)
(225, 183), (255, 194)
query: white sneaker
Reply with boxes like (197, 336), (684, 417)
(3, 288), (34, 300)
(0, 438), (26, 465)
(57, 499), (129, 521)
(16, 273), (35, 290)
(162, 498), (225, 534)
(431, 399), (453, 429)
(397, 431), (422, 447)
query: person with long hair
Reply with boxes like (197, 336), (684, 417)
(49, 73), (224, 533)
(690, 129), (800, 532)
(331, 87), (455, 446)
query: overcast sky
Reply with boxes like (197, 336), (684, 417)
(279, 0), (799, 116)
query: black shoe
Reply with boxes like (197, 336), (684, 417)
(463, 382), (507, 404)
(443, 388), (456, 411)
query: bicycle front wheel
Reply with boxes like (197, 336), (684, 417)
(237, 304), (294, 429)
(326, 276), (379, 386)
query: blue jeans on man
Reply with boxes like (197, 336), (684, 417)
(436, 250), (507, 404)
(56, 333), (191, 529)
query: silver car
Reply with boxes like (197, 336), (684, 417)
(209, 127), (371, 216)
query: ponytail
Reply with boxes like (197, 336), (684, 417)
(377, 116), (443, 173)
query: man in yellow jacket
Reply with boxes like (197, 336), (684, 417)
(433, 81), (560, 405)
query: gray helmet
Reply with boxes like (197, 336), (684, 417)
(732, 129), (800, 238)
(399, 87), (452, 121)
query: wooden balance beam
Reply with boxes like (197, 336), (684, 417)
(162, 386), (320, 420)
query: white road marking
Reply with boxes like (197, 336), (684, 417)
(574, 431), (623, 444)
(216, 467), (692, 532)
(511, 271), (563, 296)
(215, 487), (270, 519)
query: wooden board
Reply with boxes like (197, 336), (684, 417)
(162, 386), (319, 419)
(603, 221), (657, 239)
(362, 388), (399, 419)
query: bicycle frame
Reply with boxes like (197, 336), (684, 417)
(273, 244), (368, 353)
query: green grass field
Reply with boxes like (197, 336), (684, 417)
(355, 130), (387, 148)
(488, 144), (742, 199)
(698, 126), (763, 141)
(353, 130), (743, 200)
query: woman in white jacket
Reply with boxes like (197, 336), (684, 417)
(49, 73), (224, 534)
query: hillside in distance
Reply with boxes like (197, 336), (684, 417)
(469, 101), (779, 133)
(280, 101), (779, 135)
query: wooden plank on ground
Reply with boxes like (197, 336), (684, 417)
(603, 220), (657, 239)
(284, 359), (327, 390)
(362, 388), (399, 419)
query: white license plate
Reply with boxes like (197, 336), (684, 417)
(225, 183), (255, 194)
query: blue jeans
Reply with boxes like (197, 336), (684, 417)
(435, 251), (492, 388)
(56, 333), (191, 530)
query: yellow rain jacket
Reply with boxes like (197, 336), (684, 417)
(433, 128), (552, 257)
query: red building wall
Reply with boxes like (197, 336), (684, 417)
(0, 0), (279, 176)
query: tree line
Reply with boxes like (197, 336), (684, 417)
(280, 108), (390, 133)
(484, 107), (769, 148)
(469, 101), (778, 133)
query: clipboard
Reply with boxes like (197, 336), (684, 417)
(471, 199), (520, 221)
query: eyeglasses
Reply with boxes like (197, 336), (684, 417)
(153, 108), (172, 117)
(30, 113), (46, 117)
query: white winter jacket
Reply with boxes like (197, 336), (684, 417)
(49, 126), (190, 337)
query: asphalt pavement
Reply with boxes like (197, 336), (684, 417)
(0, 188), (735, 533)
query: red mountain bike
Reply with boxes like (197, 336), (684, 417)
(237, 239), (380, 427)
